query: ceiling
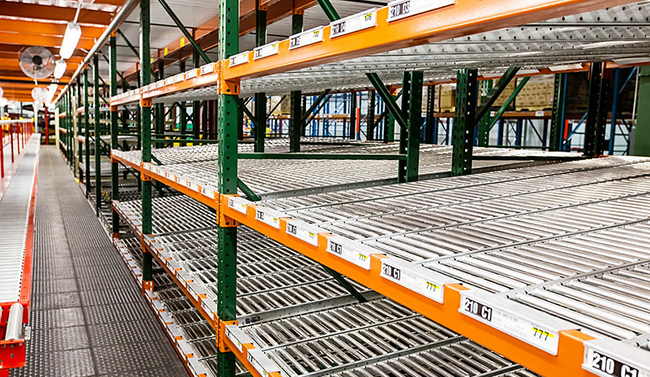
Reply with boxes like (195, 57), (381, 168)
(0, 0), (130, 103)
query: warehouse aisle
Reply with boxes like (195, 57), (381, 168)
(10, 146), (188, 377)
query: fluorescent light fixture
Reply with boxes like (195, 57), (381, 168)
(60, 22), (82, 59)
(46, 84), (59, 105)
(548, 63), (584, 72)
(54, 59), (67, 79)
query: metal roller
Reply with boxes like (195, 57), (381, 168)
(5, 303), (24, 341)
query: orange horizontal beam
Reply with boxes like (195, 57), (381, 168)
(224, 0), (632, 80)
(0, 75), (70, 84)
(0, 33), (96, 51)
(0, 19), (105, 39)
(0, 3), (114, 26)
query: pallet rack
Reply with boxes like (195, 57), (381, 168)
(51, 0), (650, 376)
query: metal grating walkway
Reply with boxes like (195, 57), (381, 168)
(10, 146), (188, 377)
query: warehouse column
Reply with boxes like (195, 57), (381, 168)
(217, 0), (239, 375)
(452, 69), (478, 176)
(110, 33), (120, 238)
(289, 10), (303, 152)
(140, 0), (154, 289)
(156, 60), (165, 148)
(550, 73), (568, 151)
(478, 80), (493, 146)
(94, 56), (101, 216)
(584, 62), (608, 157)
(367, 91), (376, 141)
(254, 0), (267, 152)
(635, 66), (650, 155)
(84, 67), (91, 196)
(349, 91), (357, 139)
(424, 86), (436, 144)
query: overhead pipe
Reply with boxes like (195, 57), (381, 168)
(54, 0), (139, 105)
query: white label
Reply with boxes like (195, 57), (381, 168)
(174, 73), (185, 83)
(583, 341), (650, 377)
(200, 63), (215, 75)
(225, 326), (243, 353)
(156, 81), (164, 89)
(189, 182), (200, 192)
(387, 0), (455, 22)
(247, 349), (281, 377)
(289, 27), (324, 49)
(164, 77), (174, 86)
(229, 52), (250, 67)
(225, 325), (254, 354)
(380, 260), (445, 303)
(227, 196), (248, 214)
(286, 221), (319, 246)
(186, 69), (199, 79)
(536, 110), (545, 117)
(330, 9), (377, 38)
(254, 42), (280, 60)
(460, 294), (560, 354)
(327, 238), (371, 270)
(255, 208), (282, 229)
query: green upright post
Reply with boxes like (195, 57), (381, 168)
(385, 90), (396, 143)
(77, 80), (83, 177)
(478, 79), (494, 147)
(193, 49), (201, 141)
(585, 62), (604, 157)
(156, 60), (165, 147)
(289, 12), (303, 152)
(140, 0), (154, 286)
(550, 73), (568, 151)
(110, 33), (120, 238)
(452, 69), (478, 176)
(93, 55), (102, 215)
(406, 71), (423, 181)
(634, 66), (650, 156)
(254, 1), (267, 152)
(179, 60), (187, 140)
(217, 0), (239, 374)
(398, 74), (411, 182)
(84, 67), (91, 196)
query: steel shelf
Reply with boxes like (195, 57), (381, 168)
(113, 141), (578, 200)
(216, 156), (650, 377)
(110, 0), (638, 105)
(112, 208), (536, 377)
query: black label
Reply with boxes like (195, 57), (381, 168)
(331, 21), (346, 35)
(390, 1), (411, 18)
(329, 241), (343, 255)
(463, 297), (493, 322)
(382, 264), (401, 281)
(589, 350), (639, 377)
(290, 36), (299, 48)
